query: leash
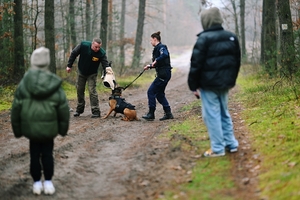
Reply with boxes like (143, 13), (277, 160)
(123, 69), (146, 90)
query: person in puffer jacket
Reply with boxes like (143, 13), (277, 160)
(188, 7), (241, 157)
(11, 47), (70, 195)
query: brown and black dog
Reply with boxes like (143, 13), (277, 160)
(102, 87), (138, 121)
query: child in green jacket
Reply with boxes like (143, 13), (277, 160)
(11, 47), (70, 195)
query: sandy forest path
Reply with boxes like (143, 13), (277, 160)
(0, 50), (259, 200)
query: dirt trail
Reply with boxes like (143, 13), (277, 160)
(0, 50), (259, 200)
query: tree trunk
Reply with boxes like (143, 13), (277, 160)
(230, 0), (240, 38)
(108, 0), (113, 61)
(240, 0), (246, 60)
(59, 0), (68, 62)
(260, 0), (266, 64)
(45, 0), (56, 73)
(69, 0), (76, 49)
(0, 1), (14, 84)
(92, 0), (98, 37)
(251, 0), (260, 64)
(277, 0), (295, 76)
(80, 0), (84, 39)
(119, 0), (126, 74)
(32, 1), (39, 50)
(262, 0), (277, 76)
(86, 0), (91, 40)
(13, 0), (25, 81)
(131, 0), (146, 69)
(101, 0), (108, 50)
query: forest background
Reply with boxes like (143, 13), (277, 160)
(1, 0), (299, 85)
(1, 0), (300, 199)
(0, 1), (257, 82)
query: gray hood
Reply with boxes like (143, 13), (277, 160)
(201, 7), (223, 30)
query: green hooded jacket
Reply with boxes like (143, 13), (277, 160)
(11, 69), (70, 141)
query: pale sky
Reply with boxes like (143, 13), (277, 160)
(209, 0), (223, 8)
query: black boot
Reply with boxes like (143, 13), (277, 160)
(74, 112), (80, 117)
(160, 107), (174, 121)
(91, 110), (101, 118)
(91, 113), (100, 118)
(142, 107), (155, 121)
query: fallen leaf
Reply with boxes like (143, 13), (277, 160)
(250, 165), (260, 173)
(139, 180), (150, 186)
(171, 165), (182, 170)
(288, 162), (297, 168)
(278, 134), (286, 139)
(252, 154), (260, 160)
(190, 155), (201, 159)
(242, 177), (250, 185)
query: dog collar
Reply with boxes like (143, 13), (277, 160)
(110, 95), (121, 99)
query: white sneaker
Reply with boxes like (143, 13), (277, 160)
(33, 181), (43, 195)
(43, 180), (55, 195)
(203, 149), (225, 157)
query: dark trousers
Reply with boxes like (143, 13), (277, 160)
(76, 72), (100, 115)
(147, 69), (171, 109)
(29, 140), (54, 182)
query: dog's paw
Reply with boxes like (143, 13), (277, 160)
(121, 117), (129, 121)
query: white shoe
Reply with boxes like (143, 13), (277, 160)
(43, 180), (55, 195)
(33, 181), (43, 195)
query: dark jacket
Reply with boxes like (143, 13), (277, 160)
(188, 8), (241, 91)
(11, 69), (70, 141)
(152, 42), (172, 79)
(67, 41), (109, 76)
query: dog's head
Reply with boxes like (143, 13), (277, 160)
(111, 87), (124, 96)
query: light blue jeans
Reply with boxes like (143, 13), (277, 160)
(199, 89), (238, 153)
